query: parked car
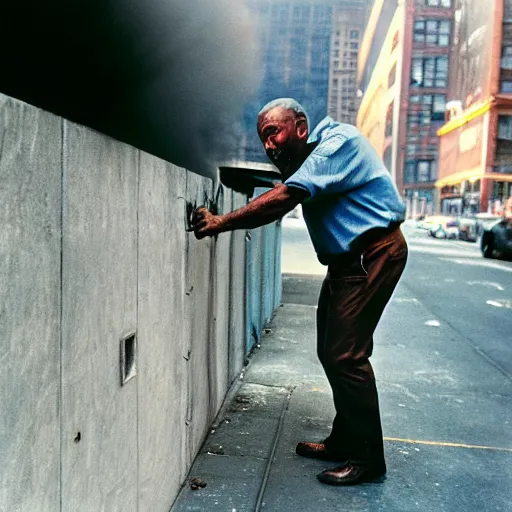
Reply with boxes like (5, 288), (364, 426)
(457, 217), (478, 242)
(418, 215), (450, 231)
(426, 216), (459, 239)
(474, 213), (503, 239)
(480, 218), (512, 258)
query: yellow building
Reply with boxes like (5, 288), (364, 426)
(357, 0), (404, 190)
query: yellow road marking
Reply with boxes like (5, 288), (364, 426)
(384, 437), (512, 453)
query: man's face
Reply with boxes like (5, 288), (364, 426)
(257, 107), (308, 173)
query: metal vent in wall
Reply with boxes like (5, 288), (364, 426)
(120, 332), (137, 386)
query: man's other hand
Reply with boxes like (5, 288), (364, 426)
(192, 207), (223, 239)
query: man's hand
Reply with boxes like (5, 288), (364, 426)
(192, 207), (224, 239)
(189, 184), (308, 240)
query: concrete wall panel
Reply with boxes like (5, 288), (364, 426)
(261, 224), (275, 325)
(184, 173), (214, 460)
(274, 222), (283, 309)
(247, 226), (264, 350)
(228, 191), (247, 383)
(137, 154), (188, 512)
(210, 185), (232, 412)
(60, 122), (139, 512)
(0, 95), (61, 512)
(0, 94), (282, 511)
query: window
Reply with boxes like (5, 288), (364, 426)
(414, 20), (451, 46)
(388, 64), (397, 88)
(407, 111), (425, 127)
(426, 0), (451, 6)
(502, 46), (512, 70)
(411, 56), (448, 88)
(386, 103), (394, 137)
(417, 161), (431, 182)
(432, 94), (446, 119)
(392, 31), (399, 51)
(501, 81), (512, 93)
(293, 5), (310, 20)
(498, 116), (512, 140)
(350, 42), (359, 49)
(350, 30), (360, 39)
(405, 162), (417, 184)
(405, 161), (436, 184)
(409, 94), (446, 122)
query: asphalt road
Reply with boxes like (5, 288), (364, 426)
(275, 218), (512, 511)
(281, 218), (512, 378)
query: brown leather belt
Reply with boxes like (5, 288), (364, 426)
(318, 221), (402, 266)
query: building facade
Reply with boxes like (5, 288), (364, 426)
(357, 0), (453, 217)
(240, 0), (333, 162)
(328, 1), (372, 123)
(240, 0), (369, 163)
(436, 0), (512, 216)
(357, 0), (402, 186)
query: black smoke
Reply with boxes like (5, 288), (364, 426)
(0, 1), (260, 178)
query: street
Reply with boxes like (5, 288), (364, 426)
(173, 220), (512, 512)
(280, 218), (512, 510)
(282, 217), (512, 375)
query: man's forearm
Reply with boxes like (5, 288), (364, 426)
(218, 185), (302, 231)
(192, 184), (309, 239)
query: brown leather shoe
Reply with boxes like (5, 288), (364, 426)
(317, 463), (386, 486)
(295, 442), (347, 462)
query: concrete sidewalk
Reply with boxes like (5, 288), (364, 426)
(172, 273), (512, 512)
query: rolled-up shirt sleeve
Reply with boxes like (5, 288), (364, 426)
(285, 136), (375, 199)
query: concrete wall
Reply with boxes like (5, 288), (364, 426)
(245, 192), (283, 352)
(0, 94), (281, 512)
(0, 94), (62, 512)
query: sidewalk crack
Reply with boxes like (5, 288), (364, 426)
(254, 388), (294, 512)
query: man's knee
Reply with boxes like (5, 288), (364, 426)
(320, 351), (374, 381)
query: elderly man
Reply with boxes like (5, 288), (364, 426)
(192, 98), (407, 486)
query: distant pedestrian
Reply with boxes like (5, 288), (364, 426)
(192, 98), (407, 485)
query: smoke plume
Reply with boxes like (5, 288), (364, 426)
(0, 1), (260, 178)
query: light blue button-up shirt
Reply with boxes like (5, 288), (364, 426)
(285, 117), (405, 258)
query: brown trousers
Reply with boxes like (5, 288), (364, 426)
(317, 227), (408, 468)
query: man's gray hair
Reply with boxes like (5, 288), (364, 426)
(258, 98), (309, 128)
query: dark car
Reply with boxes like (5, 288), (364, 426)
(474, 213), (503, 239)
(481, 218), (512, 259)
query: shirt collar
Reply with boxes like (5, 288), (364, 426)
(307, 116), (336, 144)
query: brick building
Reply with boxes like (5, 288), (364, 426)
(436, 0), (512, 216)
(357, 0), (453, 217)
